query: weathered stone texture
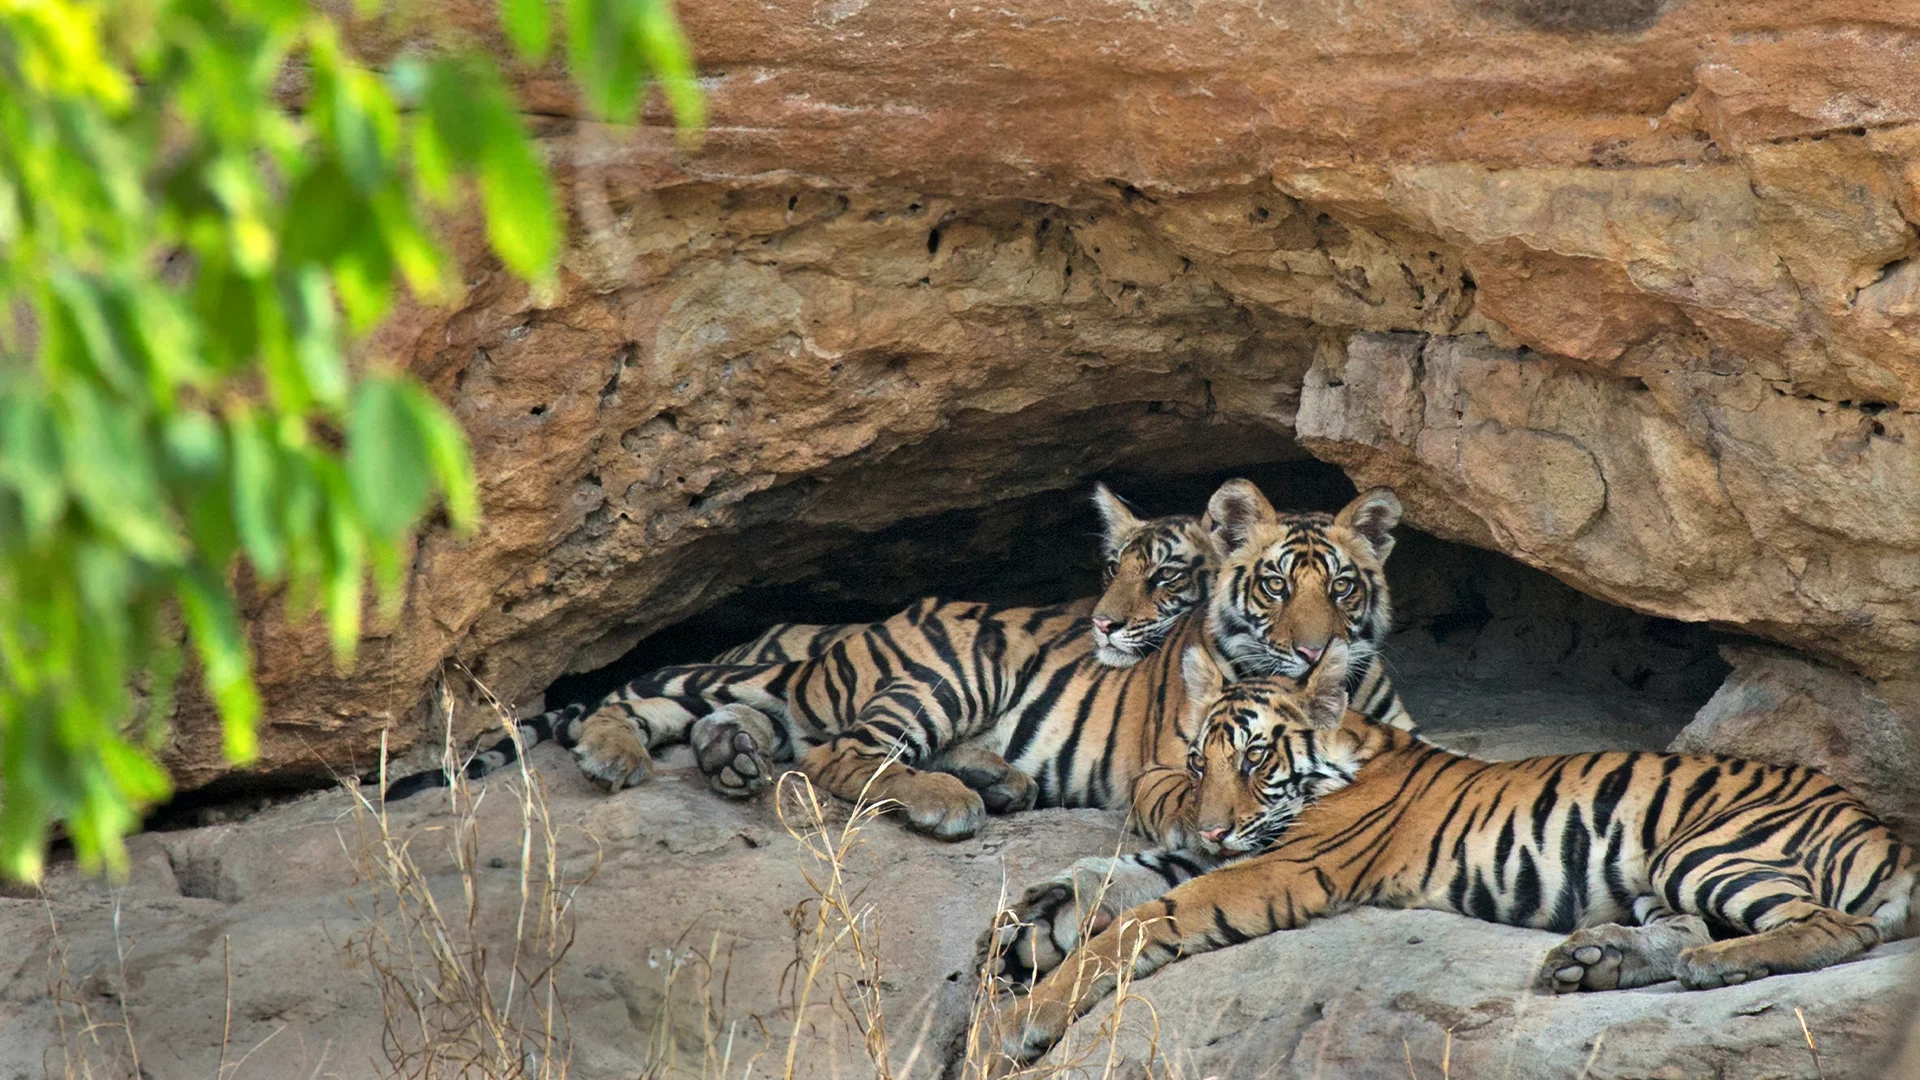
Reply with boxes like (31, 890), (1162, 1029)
(165, 0), (1920, 804)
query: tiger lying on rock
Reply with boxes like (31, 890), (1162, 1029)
(383, 483), (1219, 840)
(387, 479), (1419, 853)
(981, 639), (1919, 1071)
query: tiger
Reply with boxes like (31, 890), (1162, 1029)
(381, 482), (1212, 813)
(982, 639), (1919, 1071)
(983, 479), (1416, 979)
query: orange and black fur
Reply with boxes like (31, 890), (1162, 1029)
(385, 484), (1217, 841)
(985, 480), (1418, 978)
(985, 642), (1919, 1069)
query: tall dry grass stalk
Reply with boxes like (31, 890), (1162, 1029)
(632, 761), (1162, 1080)
(342, 668), (600, 1080)
(44, 894), (142, 1080)
(773, 768), (902, 1079)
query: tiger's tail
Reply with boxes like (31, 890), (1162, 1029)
(381, 702), (589, 802)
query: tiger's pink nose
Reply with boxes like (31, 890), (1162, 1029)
(1200, 827), (1229, 843)
(1091, 616), (1117, 635)
(1296, 643), (1325, 663)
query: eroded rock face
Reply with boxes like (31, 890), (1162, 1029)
(1297, 332), (1920, 679)
(1063, 907), (1919, 1080)
(167, 1), (1920, 796)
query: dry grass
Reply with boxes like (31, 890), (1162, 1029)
(43, 894), (142, 1080)
(601, 755), (1167, 1080)
(341, 669), (600, 1080)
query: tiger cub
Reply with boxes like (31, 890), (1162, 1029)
(382, 483), (1210, 811)
(1204, 477), (1411, 729)
(985, 641), (1918, 1069)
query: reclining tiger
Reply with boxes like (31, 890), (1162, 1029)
(386, 480), (1415, 858)
(382, 482), (1215, 823)
(982, 638), (1919, 1070)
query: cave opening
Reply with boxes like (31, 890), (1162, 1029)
(548, 458), (1736, 762)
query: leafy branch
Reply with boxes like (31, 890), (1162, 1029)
(0, 0), (701, 880)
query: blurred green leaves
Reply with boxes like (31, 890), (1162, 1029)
(0, 0), (701, 881)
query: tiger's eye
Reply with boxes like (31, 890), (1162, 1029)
(1330, 575), (1355, 598)
(1260, 573), (1288, 600)
(1245, 746), (1269, 768)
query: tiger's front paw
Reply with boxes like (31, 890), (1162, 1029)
(979, 877), (1114, 990)
(691, 705), (776, 798)
(979, 993), (1073, 1077)
(895, 771), (986, 841)
(1538, 915), (1707, 993)
(572, 711), (654, 792)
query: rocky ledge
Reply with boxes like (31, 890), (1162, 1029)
(10, 723), (1914, 1078)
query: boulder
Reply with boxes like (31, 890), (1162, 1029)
(1060, 907), (1919, 1080)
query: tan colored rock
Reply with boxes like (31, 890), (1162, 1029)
(4, 746), (1148, 1078)
(160, 1), (1920, 789)
(1672, 645), (1920, 843)
(1298, 332), (1920, 679)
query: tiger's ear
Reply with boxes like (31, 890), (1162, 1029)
(1092, 482), (1144, 557)
(1203, 479), (1277, 558)
(1302, 640), (1351, 730)
(1334, 487), (1401, 563)
(1182, 646), (1226, 708)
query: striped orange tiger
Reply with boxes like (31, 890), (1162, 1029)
(985, 640), (1918, 1069)
(384, 484), (1216, 833)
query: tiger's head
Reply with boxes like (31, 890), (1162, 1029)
(1180, 642), (1359, 856)
(1203, 479), (1401, 683)
(1089, 483), (1212, 668)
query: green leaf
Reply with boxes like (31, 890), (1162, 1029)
(0, 392), (66, 538)
(636, 0), (705, 134)
(478, 125), (561, 286)
(291, 267), (347, 410)
(228, 409), (285, 579)
(58, 384), (185, 566)
(404, 384), (479, 533)
(164, 411), (224, 478)
(320, 466), (366, 666)
(175, 567), (261, 765)
(425, 59), (560, 281)
(565, 0), (644, 121)
(280, 158), (358, 267)
(421, 58), (490, 165)
(347, 377), (432, 539)
(501, 0), (553, 63)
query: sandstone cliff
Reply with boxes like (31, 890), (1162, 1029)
(169, 0), (1920, 830)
